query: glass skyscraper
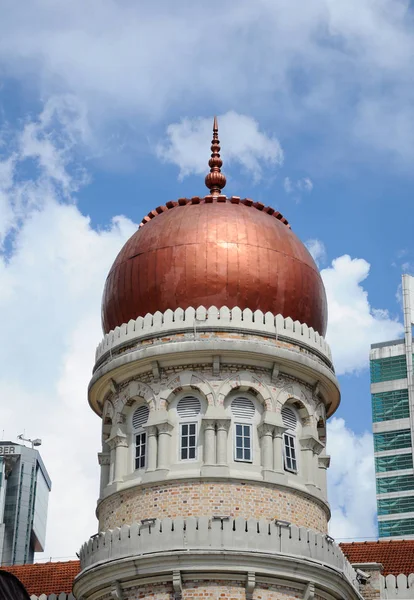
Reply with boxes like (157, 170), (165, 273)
(371, 274), (414, 538)
(0, 441), (51, 565)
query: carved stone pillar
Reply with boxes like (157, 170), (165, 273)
(300, 434), (324, 488)
(107, 431), (128, 484)
(203, 419), (216, 465)
(97, 452), (110, 496)
(317, 454), (331, 497)
(259, 424), (274, 471)
(146, 426), (158, 472)
(216, 419), (230, 465)
(272, 426), (286, 474)
(157, 422), (173, 470)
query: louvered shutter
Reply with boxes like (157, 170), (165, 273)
(231, 397), (255, 419)
(132, 405), (149, 429)
(282, 406), (297, 431)
(177, 396), (201, 418)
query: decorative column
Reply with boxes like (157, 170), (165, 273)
(157, 422), (173, 471)
(203, 419), (216, 465)
(216, 419), (230, 465)
(272, 426), (286, 474)
(299, 434), (324, 489)
(97, 452), (110, 496)
(146, 426), (158, 472)
(259, 424), (274, 471)
(317, 454), (331, 497)
(107, 431), (128, 484)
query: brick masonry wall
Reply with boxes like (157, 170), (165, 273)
(98, 479), (328, 532)
(102, 580), (309, 600)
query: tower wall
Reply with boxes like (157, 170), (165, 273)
(74, 307), (362, 600)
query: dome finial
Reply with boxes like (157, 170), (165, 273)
(205, 116), (226, 196)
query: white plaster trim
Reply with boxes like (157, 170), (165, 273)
(95, 306), (332, 365)
(79, 517), (355, 581)
(74, 532), (363, 600)
(382, 573), (414, 599)
(89, 338), (340, 418)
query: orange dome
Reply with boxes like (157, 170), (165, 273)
(102, 118), (327, 336)
(102, 197), (327, 336)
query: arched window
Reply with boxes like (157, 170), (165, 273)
(231, 397), (255, 463)
(132, 405), (149, 470)
(177, 396), (201, 461)
(282, 406), (298, 473)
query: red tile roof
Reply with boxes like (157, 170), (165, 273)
(340, 540), (414, 576)
(1, 560), (80, 596)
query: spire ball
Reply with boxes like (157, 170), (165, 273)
(205, 116), (226, 196)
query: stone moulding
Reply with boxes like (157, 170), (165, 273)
(95, 306), (332, 366)
(79, 516), (355, 585)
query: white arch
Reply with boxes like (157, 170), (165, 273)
(159, 370), (215, 408)
(217, 371), (273, 411)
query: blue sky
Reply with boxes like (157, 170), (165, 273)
(0, 0), (413, 559)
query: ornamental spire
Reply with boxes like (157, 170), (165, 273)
(205, 116), (226, 196)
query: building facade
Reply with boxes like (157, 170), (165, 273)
(371, 275), (414, 539)
(0, 442), (51, 566)
(74, 120), (364, 600)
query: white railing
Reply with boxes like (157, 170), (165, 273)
(96, 306), (332, 365)
(79, 516), (355, 585)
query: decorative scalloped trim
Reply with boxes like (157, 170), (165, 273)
(95, 306), (331, 364)
(138, 196), (290, 229)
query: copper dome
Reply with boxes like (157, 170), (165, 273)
(102, 196), (327, 336)
(101, 119), (327, 336)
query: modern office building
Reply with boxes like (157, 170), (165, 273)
(0, 441), (51, 566)
(371, 274), (414, 539)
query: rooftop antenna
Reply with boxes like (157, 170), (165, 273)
(17, 434), (42, 449)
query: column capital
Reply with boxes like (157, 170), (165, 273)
(300, 435), (325, 455)
(261, 412), (286, 432)
(143, 425), (158, 436)
(273, 425), (288, 437)
(107, 431), (128, 450)
(216, 418), (231, 432)
(157, 421), (174, 435)
(318, 455), (331, 469)
(201, 418), (216, 431)
(258, 423), (274, 437)
(98, 452), (110, 466)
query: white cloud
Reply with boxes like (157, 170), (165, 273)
(0, 1), (413, 164)
(322, 254), (403, 375)
(327, 418), (377, 541)
(156, 112), (283, 182)
(306, 238), (327, 267)
(0, 100), (137, 561)
(283, 177), (293, 194)
(284, 176), (314, 200)
(298, 177), (313, 192)
(402, 261), (414, 274)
